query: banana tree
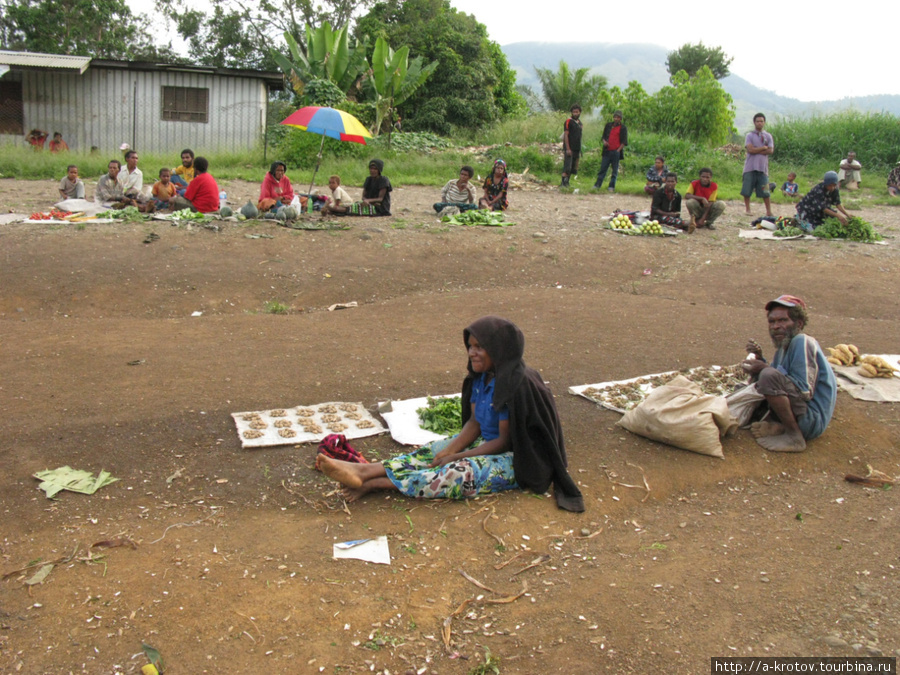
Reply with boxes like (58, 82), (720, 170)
(366, 36), (438, 135)
(271, 23), (368, 97)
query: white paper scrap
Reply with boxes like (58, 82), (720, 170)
(333, 536), (390, 565)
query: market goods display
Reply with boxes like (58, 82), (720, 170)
(231, 401), (386, 448)
(416, 396), (463, 436)
(441, 210), (514, 227)
(639, 220), (664, 235)
(573, 364), (747, 413)
(813, 216), (882, 243)
(857, 356), (899, 379)
(773, 226), (805, 237)
(826, 343), (860, 367)
(218, 206), (234, 218)
(609, 214), (634, 230)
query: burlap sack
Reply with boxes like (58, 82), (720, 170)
(725, 383), (766, 427)
(617, 375), (738, 458)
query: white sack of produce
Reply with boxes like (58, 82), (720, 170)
(617, 375), (738, 458)
(726, 383), (766, 427)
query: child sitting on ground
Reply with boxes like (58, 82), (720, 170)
(152, 168), (178, 211)
(321, 175), (352, 214)
(782, 172), (801, 199)
(58, 165), (85, 199)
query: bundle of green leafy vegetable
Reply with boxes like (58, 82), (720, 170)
(95, 206), (147, 222)
(416, 396), (463, 436)
(773, 226), (805, 237)
(441, 210), (514, 227)
(171, 209), (212, 222)
(813, 216), (882, 242)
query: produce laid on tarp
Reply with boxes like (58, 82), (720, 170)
(441, 210), (514, 227)
(231, 402), (386, 448)
(377, 394), (461, 446)
(569, 364), (747, 414)
(606, 212), (678, 236)
(812, 216), (882, 243)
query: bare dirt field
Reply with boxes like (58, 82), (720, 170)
(2, 176), (899, 675)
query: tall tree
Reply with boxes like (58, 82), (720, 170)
(354, 0), (525, 134)
(666, 42), (733, 81)
(0, 0), (175, 59)
(160, 0), (376, 69)
(271, 24), (369, 97)
(365, 35), (438, 134)
(534, 60), (607, 113)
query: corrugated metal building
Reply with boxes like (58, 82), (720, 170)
(0, 51), (284, 154)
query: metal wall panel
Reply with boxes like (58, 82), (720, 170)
(1, 67), (268, 155)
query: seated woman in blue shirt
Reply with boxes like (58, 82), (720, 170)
(317, 316), (584, 511)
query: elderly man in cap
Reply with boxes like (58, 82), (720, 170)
(741, 295), (837, 452)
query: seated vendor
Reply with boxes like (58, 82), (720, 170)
(59, 165), (85, 200)
(644, 156), (668, 195)
(887, 161), (900, 198)
(684, 168), (725, 232)
(258, 161), (295, 212)
(479, 159), (509, 211)
(795, 171), (850, 231)
(650, 173), (685, 229)
(837, 151), (861, 190)
(434, 165), (478, 214)
(741, 295), (836, 452)
(168, 157), (220, 213)
(333, 159), (392, 217)
(95, 160), (126, 207)
(170, 149), (195, 195)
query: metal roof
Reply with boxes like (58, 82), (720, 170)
(0, 50), (91, 74)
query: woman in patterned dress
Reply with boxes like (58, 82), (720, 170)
(316, 317), (584, 511)
(479, 159), (509, 211)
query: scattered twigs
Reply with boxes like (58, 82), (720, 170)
(234, 610), (265, 646)
(576, 526), (605, 540)
(92, 535), (138, 550)
(493, 551), (527, 570)
(148, 511), (219, 545)
(845, 464), (895, 488)
(3, 543), (80, 580)
(511, 554), (551, 577)
(459, 569), (496, 594)
(482, 506), (505, 548)
(605, 463), (651, 502)
(484, 581), (528, 604)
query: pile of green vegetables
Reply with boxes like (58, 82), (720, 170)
(170, 209), (212, 222)
(813, 216), (882, 242)
(441, 210), (514, 227)
(95, 206), (147, 222)
(416, 396), (463, 436)
(773, 226), (806, 237)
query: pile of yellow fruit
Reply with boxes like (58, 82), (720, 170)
(826, 344), (898, 378)
(610, 214), (634, 230)
(640, 220), (664, 235)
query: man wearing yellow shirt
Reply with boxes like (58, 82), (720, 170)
(170, 148), (195, 196)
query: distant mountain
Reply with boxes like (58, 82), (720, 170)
(502, 42), (900, 128)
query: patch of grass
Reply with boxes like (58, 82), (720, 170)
(263, 300), (289, 315)
(469, 647), (501, 675)
(75, 223), (86, 231)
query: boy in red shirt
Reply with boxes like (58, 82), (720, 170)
(684, 168), (726, 233)
(593, 111), (627, 193)
(168, 157), (220, 213)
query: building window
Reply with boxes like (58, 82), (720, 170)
(161, 86), (209, 123)
(0, 80), (24, 135)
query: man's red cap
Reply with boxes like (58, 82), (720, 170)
(765, 294), (806, 311)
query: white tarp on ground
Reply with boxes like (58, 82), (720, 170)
(231, 402), (386, 448)
(832, 355), (900, 402)
(377, 394), (460, 446)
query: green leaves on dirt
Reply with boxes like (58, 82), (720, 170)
(416, 396), (463, 436)
(96, 206), (147, 222)
(813, 216), (882, 242)
(441, 211), (514, 227)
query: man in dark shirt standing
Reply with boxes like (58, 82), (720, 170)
(561, 103), (582, 188)
(594, 110), (628, 193)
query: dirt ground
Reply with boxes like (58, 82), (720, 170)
(2, 175), (899, 675)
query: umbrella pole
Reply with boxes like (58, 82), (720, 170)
(307, 134), (326, 198)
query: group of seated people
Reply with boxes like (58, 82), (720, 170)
(433, 159), (510, 214)
(647, 167), (726, 233)
(58, 148), (221, 214)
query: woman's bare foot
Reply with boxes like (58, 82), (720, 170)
(316, 455), (363, 488)
(750, 420), (784, 438)
(341, 484), (374, 502)
(756, 430), (806, 452)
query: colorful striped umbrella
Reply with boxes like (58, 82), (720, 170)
(280, 106), (373, 195)
(280, 106), (372, 145)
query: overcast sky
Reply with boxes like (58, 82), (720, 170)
(448, 0), (896, 102)
(132, 0), (897, 103)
